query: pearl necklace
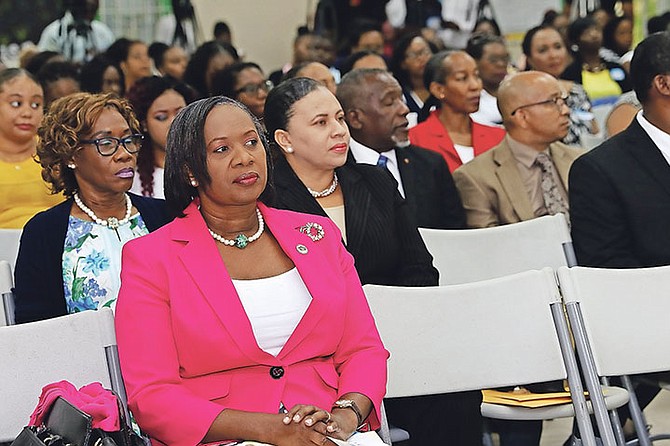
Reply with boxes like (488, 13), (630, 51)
(307, 173), (338, 198)
(74, 192), (132, 229)
(208, 208), (264, 249)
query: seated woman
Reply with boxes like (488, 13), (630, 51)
(13, 93), (170, 323)
(283, 61), (337, 95)
(389, 33), (434, 127)
(466, 33), (510, 127)
(561, 17), (631, 107)
(408, 51), (506, 173)
(266, 77), (438, 287)
(211, 62), (271, 124)
(0, 68), (62, 228)
(126, 76), (195, 198)
(79, 55), (123, 96)
(148, 42), (189, 81)
(183, 41), (239, 98)
(523, 25), (598, 146)
(115, 96), (388, 446)
(105, 38), (153, 94)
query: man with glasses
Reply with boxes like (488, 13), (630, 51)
(452, 71), (583, 230)
(453, 71), (584, 445)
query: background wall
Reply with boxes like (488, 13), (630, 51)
(192, 0), (314, 73)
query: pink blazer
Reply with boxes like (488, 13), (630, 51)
(115, 202), (389, 446)
(408, 110), (506, 173)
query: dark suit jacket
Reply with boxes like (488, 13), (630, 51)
(353, 144), (466, 229)
(14, 194), (171, 323)
(272, 155), (439, 287)
(570, 118), (670, 267)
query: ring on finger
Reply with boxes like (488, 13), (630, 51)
(325, 411), (332, 423)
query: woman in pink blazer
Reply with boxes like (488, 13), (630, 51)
(408, 50), (505, 173)
(115, 96), (388, 446)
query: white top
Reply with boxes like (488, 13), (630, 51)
(454, 144), (475, 164)
(130, 166), (165, 199)
(636, 111), (670, 167)
(232, 268), (312, 356)
(470, 89), (503, 127)
(38, 12), (115, 63)
(349, 138), (406, 198)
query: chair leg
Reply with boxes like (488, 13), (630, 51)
(378, 402), (392, 445)
(620, 376), (651, 446)
(482, 418), (494, 446)
(601, 377), (626, 446)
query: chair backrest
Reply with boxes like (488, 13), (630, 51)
(0, 260), (15, 326)
(419, 213), (575, 285)
(557, 265), (670, 377)
(364, 268), (568, 397)
(0, 228), (22, 270)
(0, 308), (127, 442)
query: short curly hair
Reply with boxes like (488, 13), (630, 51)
(37, 92), (140, 197)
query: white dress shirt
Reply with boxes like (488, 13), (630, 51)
(349, 138), (406, 198)
(636, 111), (670, 167)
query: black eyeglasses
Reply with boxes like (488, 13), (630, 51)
(79, 134), (144, 156)
(511, 95), (569, 116)
(235, 80), (273, 96)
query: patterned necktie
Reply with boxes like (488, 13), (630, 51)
(377, 154), (389, 169)
(535, 152), (570, 222)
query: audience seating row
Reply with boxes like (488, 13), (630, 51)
(1, 214), (669, 446)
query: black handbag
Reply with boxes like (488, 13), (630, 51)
(11, 396), (145, 446)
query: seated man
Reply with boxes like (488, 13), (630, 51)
(452, 70), (584, 446)
(338, 68), (466, 230)
(453, 71), (583, 229)
(569, 31), (670, 436)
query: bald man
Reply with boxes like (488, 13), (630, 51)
(452, 71), (584, 228)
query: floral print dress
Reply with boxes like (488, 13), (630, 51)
(62, 213), (149, 313)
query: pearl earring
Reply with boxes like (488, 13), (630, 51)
(67, 163), (76, 169)
(285, 147), (294, 154)
(190, 179), (198, 187)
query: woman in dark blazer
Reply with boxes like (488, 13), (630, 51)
(14, 93), (170, 323)
(265, 77), (437, 288)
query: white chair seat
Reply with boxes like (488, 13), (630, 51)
(482, 386), (628, 420)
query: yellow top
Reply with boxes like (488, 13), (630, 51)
(582, 69), (622, 103)
(0, 156), (63, 229)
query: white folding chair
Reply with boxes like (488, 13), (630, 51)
(364, 268), (603, 446)
(0, 308), (129, 442)
(419, 213), (576, 285)
(0, 260), (15, 326)
(0, 228), (22, 270)
(558, 265), (670, 446)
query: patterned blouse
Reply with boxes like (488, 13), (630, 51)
(564, 83), (594, 146)
(62, 213), (149, 313)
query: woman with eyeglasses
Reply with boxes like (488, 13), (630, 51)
(13, 93), (170, 324)
(389, 33), (434, 127)
(466, 33), (511, 127)
(211, 62), (272, 124)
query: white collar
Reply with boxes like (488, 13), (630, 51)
(349, 138), (405, 197)
(636, 111), (670, 166)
